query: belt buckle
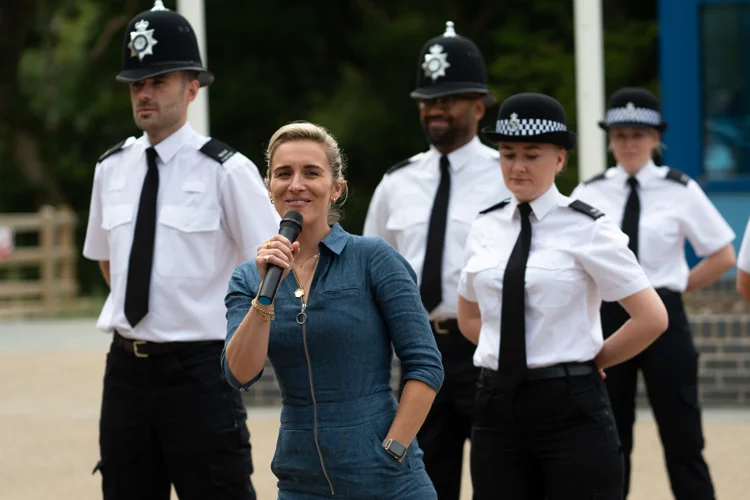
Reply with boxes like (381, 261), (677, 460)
(132, 340), (149, 358)
(432, 318), (450, 335)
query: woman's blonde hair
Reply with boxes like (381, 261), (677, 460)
(265, 121), (349, 225)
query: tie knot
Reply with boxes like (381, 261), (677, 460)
(146, 146), (158, 161)
(627, 176), (639, 188)
(517, 202), (532, 218)
(439, 155), (450, 172)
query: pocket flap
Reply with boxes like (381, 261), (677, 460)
(385, 209), (427, 231)
(159, 206), (220, 233)
(101, 204), (134, 230)
(182, 180), (207, 193)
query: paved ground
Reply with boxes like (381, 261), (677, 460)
(1, 318), (749, 499)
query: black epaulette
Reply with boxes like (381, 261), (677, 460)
(479, 198), (511, 215)
(583, 171), (607, 184)
(665, 168), (690, 186)
(385, 158), (412, 175)
(568, 200), (605, 220)
(98, 139), (128, 163)
(200, 139), (237, 164)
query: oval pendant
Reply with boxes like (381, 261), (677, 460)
(294, 288), (304, 298)
(296, 312), (307, 325)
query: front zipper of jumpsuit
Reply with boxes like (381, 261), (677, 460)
(298, 298), (335, 495)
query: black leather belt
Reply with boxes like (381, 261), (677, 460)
(481, 361), (595, 382)
(113, 331), (219, 358)
(430, 318), (459, 334)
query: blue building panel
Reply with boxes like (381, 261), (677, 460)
(659, 0), (750, 267)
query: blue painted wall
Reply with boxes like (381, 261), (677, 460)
(659, 0), (750, 268)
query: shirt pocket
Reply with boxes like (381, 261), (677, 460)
(101, 204), (134, 276)
(460, 252), (505, 303)
(156, 206), (221, 278)
(384, 208), (428, 269)
(525, 251), (581, 308)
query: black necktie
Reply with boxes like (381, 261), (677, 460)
(420, 155), (451, 313)
(621, 176), (640, 259)
(498, 202), (533, 387)
(124, 147), (159, 327)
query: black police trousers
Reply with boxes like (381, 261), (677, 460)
(601, 289), (715, 499)
(94, 339), (255, 500)
(402, 327), (479, 500)
(471, 366), (624, 500)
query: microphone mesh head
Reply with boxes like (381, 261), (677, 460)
(282, 210), (303, 228)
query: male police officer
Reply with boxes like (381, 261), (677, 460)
(83, 2), (278, 498)
(363, 22), (509, 499)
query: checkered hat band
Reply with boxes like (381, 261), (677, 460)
(495, 118), (567, 135)
(606, 107), (661, 125)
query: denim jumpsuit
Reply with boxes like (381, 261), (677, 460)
(222, 224), (444, 499)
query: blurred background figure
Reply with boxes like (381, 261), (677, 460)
(573, 87), (736, 500)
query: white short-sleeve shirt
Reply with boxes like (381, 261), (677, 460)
(458, 184), (651, 371)
(363, 136), (510, 320)
(738, 218), (750, 273)
(83, 122), (280, 342)
(571, 161), (735, 291)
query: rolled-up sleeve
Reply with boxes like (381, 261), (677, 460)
(367, 238), (444, 392)
(221, 264), (263, 391)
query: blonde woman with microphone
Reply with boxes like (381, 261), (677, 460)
(222, 122), (444, 499)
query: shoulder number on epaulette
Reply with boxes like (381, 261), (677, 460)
(200, 138), (237, 164)
(479, 198), (511, 215)
(569, 200), (604, 220)
(584, 171), (607, 184)
(98, 139), (128, 163)
(386, 158), (412, 175)
(665, 168), (690, 186)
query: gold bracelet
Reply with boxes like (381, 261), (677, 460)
(251, 298), (275, 323)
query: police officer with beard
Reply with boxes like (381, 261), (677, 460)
(364, 21), (510, 499)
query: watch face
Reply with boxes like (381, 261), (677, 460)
(384, 438), (407, 459)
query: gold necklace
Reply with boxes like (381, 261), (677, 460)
(290, 254), (319, 300)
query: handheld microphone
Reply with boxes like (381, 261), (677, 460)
(257, 211), (303, 305)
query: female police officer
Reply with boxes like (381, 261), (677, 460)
(456, 92), (668, 499)
(572, 87), (736, 499)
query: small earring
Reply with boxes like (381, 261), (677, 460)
(270, 197), (274, 204)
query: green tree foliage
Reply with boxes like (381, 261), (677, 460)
(0, 0), (658, 295)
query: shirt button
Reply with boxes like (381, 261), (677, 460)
(239, 388), (246, 392)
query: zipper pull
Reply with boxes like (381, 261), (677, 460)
(296, 303), (307, 325)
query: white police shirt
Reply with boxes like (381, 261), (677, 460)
(739, 218), (750, 273)
(83, 122), (280, 342)
(571, 160), (735, 291)
(363, 136), (510, 320)
(458, 184), (651, 371)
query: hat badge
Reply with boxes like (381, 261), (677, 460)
(508, 113), (521, 132)
(624, 101), (637, 119)
(422, 44), (451, 81)
(128, 19), (158, 62)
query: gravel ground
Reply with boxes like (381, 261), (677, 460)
(1, 319), (748, 500)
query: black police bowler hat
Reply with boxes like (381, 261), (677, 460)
(116, 1), (213, 87)
(482, 93), (576, 150)
(410, 21), (494, 104)
(598, 87), (667, 132)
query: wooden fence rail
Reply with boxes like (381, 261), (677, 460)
(0, 206), (79, 318)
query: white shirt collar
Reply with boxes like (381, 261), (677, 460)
(613, 159), (659, 186)
(504, 184), (561, 222)
(428, 136), (484, 172)
(143, 121), (197, 164)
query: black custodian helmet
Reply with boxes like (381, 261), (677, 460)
(410, 21), (493, 102)
(116, 1), (213, 87)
